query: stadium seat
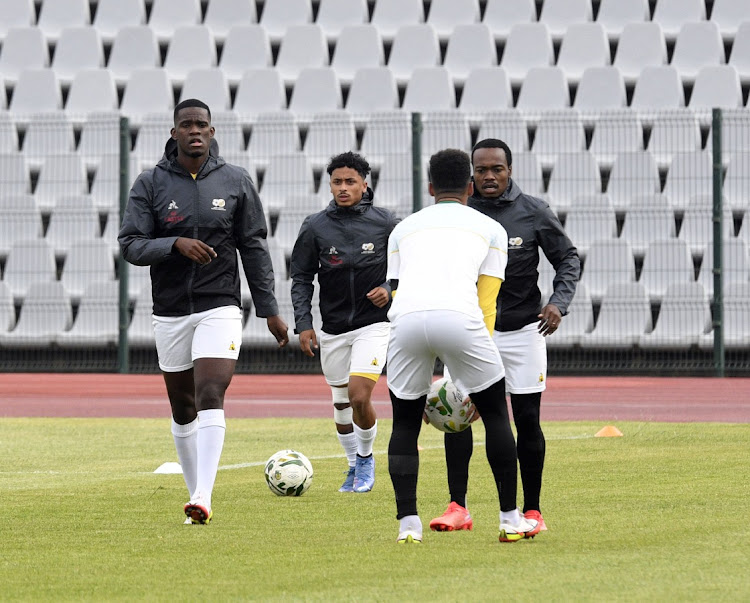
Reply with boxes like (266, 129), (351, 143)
(588, 111), (643, 168)
(719, 110), (750, 157)
(288, 67), (343, 117)
(689, 66), (743, 117)
(569, 192), (615, 213)
(233, 68), (286, 116)
(358, 111), (412, 167)
(648, 111), (702, 169)
(724, 152), (750, 211)
(65, 70), (119, 121)
(56, 280), (119, 347)
(579, 281), (651, 348)
(670, 22), (724, 84)
(2, 239), (57, 301)
(8, 69), (62, 120)
(0, 281), (14, 333)
(443, 24), (497, 85)
(345, 67), (399, 115)
(101, 206), (125, 257)
(639, 282), (711, 349)
(221, 151), (257, 184)
(0, 154), (30, 197)
(128, 285), (155, 346)
(638, 238), (695, 301)
(556, 22), (609, 84)
(677, 206), (734, 257)
(215, 25), (270, 85)
(532, 112), (585, 169)
(515, 67), (570, 116)
(426, 0), (481, 42)
(0, 0), (35, 42)
(509, 151), (544, 197)
(37, 0), (90, 42)
(0, 75), (6, 110)
(276, 24), (329, 86)
(388, 24), (441, 85)
(501, 23), (555, 85)
(51, 26), (104, 85)
(738, 209), (750, 247)
(573, 68), (627, 117)
(458, 68), (512, 116)
(728, 22), (750, 84)
(0, 281), (72, 347)
(180, 68), (231, 112)
(120, 69), (173, 126)
(562, 206), (617, 258)
(619, 205), (676, 258)
(370, 0), (425, 42)
(662, 151), (713, 211)
(0, 26), (49, 84)
(316, 0), (368, 42)
(20, 112), (75, 170)
(0, 197), (43, 260)
(652, 0), (706, 42)
(106, 26), (160, 86)
(270, 210), (309, 259)
(303, 111), (357, 170)
(260, 153), (315, 213)
(420, 111), (472, 160)
(210, 111), (245, 154)
(401, 67), (455, 112)
(163, 25), (217, 85)
(700, 283), (750, 350)
(483, 0), (536, 42)
(0, 112), (18, 152)
(34, 154), (89, 214)
(91, 0), (147, 43)
(44, 194), (100, 258)
(330, 25), (384, 85)
(203, 0), (257, 43)
(148, 0), (201, 43)
(539, 0), (593, 41)
(245, 112), (301, 169)
(595, 0), (649, 41)
(372, 153), (413, 209)
(60, 239), (115, 302)
(545, 151), (601, 214)
(259, 0), (313, 43)
(710, 0), (749, 42)
(537, 254), (555, 302)
(630, 66), (685, 118)
(697, 238), (749, 299)
(546, 282), (594, 347)
(132, 113), (173, 169)
(613, 22), (667, 84)
(579, 238), (636, 302)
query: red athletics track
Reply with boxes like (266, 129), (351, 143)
(0, 374), (748, 422)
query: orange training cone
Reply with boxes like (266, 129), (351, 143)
(595, 425), (623, 437)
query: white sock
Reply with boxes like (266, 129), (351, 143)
(171, 418), (198, 497)
(399, 515), (423, 537)
(500, 508), (521, 526)
(353, 420), (377, 457)
(337, 431), (357, 467)
(194, 409), (226, 508)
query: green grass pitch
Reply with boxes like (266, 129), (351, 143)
(1, 418), (748, 601)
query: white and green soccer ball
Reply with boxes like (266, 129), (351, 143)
(264, 449), (314, 496)
(425, 377), (476, 433)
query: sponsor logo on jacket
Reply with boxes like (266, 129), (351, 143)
(508, 237), (523, 248)
(361, 242), (375, 254)
(211, 198), (226, 211)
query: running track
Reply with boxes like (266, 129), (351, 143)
(0, 374), (748, 422)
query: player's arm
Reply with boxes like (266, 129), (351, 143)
(289, 216), (320, 355)
(477, 274), (502, 335)
(537, 206), (581, 316)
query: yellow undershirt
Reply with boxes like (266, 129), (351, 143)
(477, 274), (502, 335)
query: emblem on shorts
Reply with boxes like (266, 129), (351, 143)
(211, 198), (226, 211)
(361, 242), (375, 254)
(371, 357), (379, 366)
(538, 373), (544, 383)
(229, 341), (236, 351)
(509, 237), (523, 248)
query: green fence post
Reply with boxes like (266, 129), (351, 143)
(118, 116), (130, 374)
(711, 108), (725, 378)
(411, 112), (422, 214)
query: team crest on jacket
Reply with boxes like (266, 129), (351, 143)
(211, 198), (226, 211)
(509, 237), (523, 248)
(168, 200), (178, 210)
(328, 246), (342, 265)
(361, 242), (375, 254)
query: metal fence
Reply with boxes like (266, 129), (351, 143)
(0, 107), (748, 374)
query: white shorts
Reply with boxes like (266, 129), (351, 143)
(319, 322), (390, 386)
(493, 322), (547, 394)
(153, 305), (243, 372)
(387, 310), (504, 400)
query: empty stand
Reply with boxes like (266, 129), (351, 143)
(638, 238), (695, 301)
(203, 0), (257, 43)
(509, 151), (544, 197)
(245, 112), (301, 168)
(648, 112), (702, 169)
(0, 0), (36, 41)
(0, 27), (49, 84)
(8, 69), (62, 119)
(275, 24), (329, 86)
(330, 25), (384, 85)
(0, 154), (31, 197)
(579, 282), (651, 348)
(260, 153), (315, 212)
(443, 24), (497, 85)
(662, 151), (713, 211)
(148, 0), (202, 43)
(0, 282), (14, 333)
(358, 111), (412, 167)
(562, 206), (617, 258)
(0, 195), (42, 260)
(20, 112), (76, 169)
(652, 0), (706, 42)
(532, 112), (585, 168)
(546, 151), (600, 213)
(501, 23), (554, 85)
(180, 68), (231, 112)
(573, 67), (627, 116)
(588, 111), (643, 168)
(639, 281), (711, 349)
(92, 0), (147, 43)
(483, 0), (536, 42)
(106, 25), (161, 85)
(613, 22), (667, 84)
(619, 205), (676, 258)
(579, 238), (636, 302)
(426, 0), (481, 42)
(288, 67), (343, 117)
(678, 206), (735, 257)
(630, 66), (686, 117)
(697, 238), (749, 299)
(345, 67), (400, 115)
(372, 153), (412, 208)
(51, 26), (104, 85)
(316, 0), (368, 42)
(370, 0), (425, 42)
(60, 239), (115, 302)
(211, 112), (245, 154)
(689, 66), (743, 116)
(258, 0), (313, 43)
(65, 69), (119, 120)
(0, 281), (72, 347)
(474, 111), (528, 152)
(515, 66), (570, 115)
(724, 152), (750, 211)
(128, 285), (155, 346)
(699, 283), (750, 350)
(670, 21), (724, 84)
(44, 194), (101, 258)
(729, 22), (750, 84)
(556, 22), (609, 84)
(163, 25), (217, 85)
(2, 239), (57, 300)
(458, 68), (513, 116)
(34, 155), (89, 213)
(120, 69), (173, 125)
(420, 111), (472, 160)
(539, 0), (593, 41)
(388, 24), (441, 85)
(37, 0), (90, 42)
(303, 112), (357, 170)
(595, 0), (649, 41)
(233, 68), (286, 116)
(546, 282), (594, 347)
(56, 280), (119, 347)
(711, 0), (749, 41)
(132, 114), (173, 169)
(401, 67), (455, 112)
(215, 25), (272, 85)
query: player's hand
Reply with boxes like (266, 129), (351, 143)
(422, 410), (430, 425)
(366, 286), (390, 308)
(266, 315), (289, 348)
(538, 304), (562, 337)
(299, 329), (318, 357)
(466, 397), (481, 423)
(173, 237), (217, 265)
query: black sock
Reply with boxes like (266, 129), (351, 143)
(469, 378), (518, 512)
(511, 393), (545, 513)
(444, 427), (472, 508)
(388, 390), (425, 519)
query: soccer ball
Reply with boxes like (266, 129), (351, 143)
(424, 377), (476, 433)
(264, 449), (314, 496)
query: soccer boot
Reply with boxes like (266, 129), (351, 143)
(429, 502), (473, 532)
(184, 496), (212, 525)
(396, 530), (422, 544)
(499, 513), (541, 542)
(524, 510), (548, 532)
(338, 466), (356, 492)
(353, 454), (375, 493)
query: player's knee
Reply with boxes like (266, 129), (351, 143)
(195, 379), (228, 408)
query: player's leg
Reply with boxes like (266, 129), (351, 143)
(429, 427), (474, 531)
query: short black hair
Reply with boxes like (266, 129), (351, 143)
(428, 149), (472, 195)
(173, 98), (211, 123)
(471, 138), (512, 167)
(326, 151), (371, 179)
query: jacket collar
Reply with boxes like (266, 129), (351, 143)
(471, 178), (522, 205)
(325, 187), (375, 217)
(158, 137), (224, 177)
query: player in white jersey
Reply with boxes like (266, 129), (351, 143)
(384, 149), (541, 544)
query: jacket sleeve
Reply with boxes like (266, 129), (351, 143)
(118, 171), (178, 265)
(536, 206), (581, 315)
(235, 172), (279, 317)
(376, 211), (401, 295)
(289, 215), (317, 334)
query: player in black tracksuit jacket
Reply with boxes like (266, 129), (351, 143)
(430, 139), (581, 534)
(290, 152), (400, 493)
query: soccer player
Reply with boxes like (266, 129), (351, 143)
(290, 151), (399, 493)
(429, 138), (580, 534)
(385, 148), (541, 544)
(119, 99), (289, 524)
